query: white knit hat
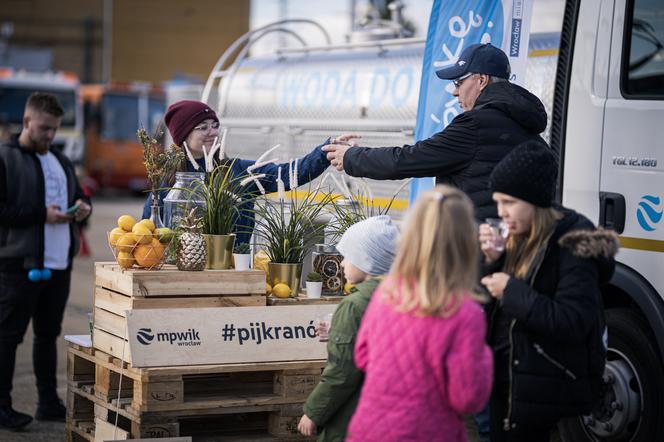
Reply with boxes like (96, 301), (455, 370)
(335, 215), (398, 276)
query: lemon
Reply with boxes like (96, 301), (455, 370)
(344, 282), (355, 295)
(132, 224), (152, 245)
(138, 219), (155, 232)
(116, 234), (137, 253)
(265, 282), (272, 295)
(116, 251), (135, 269)
(108, 227), (126, 247)
(117, 215), (136, 231)
(272, 283), (291, 298)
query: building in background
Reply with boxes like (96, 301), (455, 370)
(0, 0), (249, 84)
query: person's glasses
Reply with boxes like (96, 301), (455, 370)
(193, 121), (220, 132)
(452, 73), (474, 89)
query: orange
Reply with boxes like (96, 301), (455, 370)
(134, 239), (165, 268)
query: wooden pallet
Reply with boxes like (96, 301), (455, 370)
(68, 343), (323, 416)
(67, 386), (312, 441)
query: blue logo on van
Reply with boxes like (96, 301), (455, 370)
(636, 195), (663, 231)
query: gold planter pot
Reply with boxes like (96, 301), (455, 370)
(268, 262), (303, 298)
(203, 234), (235, 269)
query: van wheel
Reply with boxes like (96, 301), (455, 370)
(559, 308), (664, 441)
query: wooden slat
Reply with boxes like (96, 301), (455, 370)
(131, 294), (266, 308)
(94, 418), (130, 441)
(94, 307), (126, 339)
(69, 344), (324, 381)
(95, 284), (266, 315)
(267, 295), (344, 306)
(95, 262), (266, 297)
(94, 287), (132, 317)
(93, 328), (132, 364)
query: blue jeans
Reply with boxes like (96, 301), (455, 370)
(475, 403), (491, 442)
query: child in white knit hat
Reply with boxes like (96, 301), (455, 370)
(298, 215), (398, 441)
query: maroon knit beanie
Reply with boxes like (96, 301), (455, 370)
(164, 100), (219, 146)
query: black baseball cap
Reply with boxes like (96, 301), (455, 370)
(435, 43), (511, 80)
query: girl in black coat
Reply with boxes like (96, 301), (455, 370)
(478, 141), (618, 441)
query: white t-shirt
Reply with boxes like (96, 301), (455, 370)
(38, 151), (71, 270)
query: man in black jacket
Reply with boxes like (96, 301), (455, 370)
(0, 93), (92, 429)
(323, 43), (548, 221)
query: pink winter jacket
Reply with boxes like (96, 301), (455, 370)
(346, 282), (493, 442)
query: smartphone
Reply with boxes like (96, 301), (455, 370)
(65, 204), (80, 215)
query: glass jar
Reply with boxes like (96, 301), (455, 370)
(312, 244), (344, 296)
(163, 171), (206, 230)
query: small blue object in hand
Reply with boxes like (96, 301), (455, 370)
(28, 268), (52, 282)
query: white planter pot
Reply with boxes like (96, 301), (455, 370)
(233, 253), (251, 270)
(306, 281), (323, 298)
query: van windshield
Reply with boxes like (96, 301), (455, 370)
(0, 87), (77, 127)
(101, 93), (138, 141)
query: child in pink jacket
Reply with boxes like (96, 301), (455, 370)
(346, 186), (493, 442)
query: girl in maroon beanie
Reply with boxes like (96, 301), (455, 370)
(141, 100), (331, 243)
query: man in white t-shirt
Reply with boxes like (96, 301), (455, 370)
(0, 93), (91, 429)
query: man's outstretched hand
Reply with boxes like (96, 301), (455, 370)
(323, 134), (361, 172)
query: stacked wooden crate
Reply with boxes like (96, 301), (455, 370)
(65, 262), (328, 441)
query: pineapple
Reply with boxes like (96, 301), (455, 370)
(176, 208), (207, 271)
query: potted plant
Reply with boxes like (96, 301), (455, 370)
(305, 271), (323, 298)
(233, 242), (252, 270)
(326, 176), (411, 242)
(137, 128), (184, 229)
(251, 185), (334, 298)
(176, 162), (249, 269)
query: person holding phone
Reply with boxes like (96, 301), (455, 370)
(0, 93), (92, 429)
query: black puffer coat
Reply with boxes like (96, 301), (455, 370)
(343, 81), (547, 221)
(485, 208), (619, 431)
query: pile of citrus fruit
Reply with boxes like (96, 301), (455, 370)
(108, 215), (174, 269)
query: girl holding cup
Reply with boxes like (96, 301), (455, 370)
(480, 141), (618, 441)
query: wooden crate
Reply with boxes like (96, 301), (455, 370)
(66, 344), (318, 441)
(95, 262), (266, 297)
(93, 262), (268, 356)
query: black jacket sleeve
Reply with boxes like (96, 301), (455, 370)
(500, 250), (601, 342)
(343, 113), (478, 180)
(0, 156), (47, 227)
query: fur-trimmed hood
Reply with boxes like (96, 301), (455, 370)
(553, 208), (619, 284)
(558, 228), (620, 260)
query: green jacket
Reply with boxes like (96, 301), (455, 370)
(303, 278), (381, 442)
